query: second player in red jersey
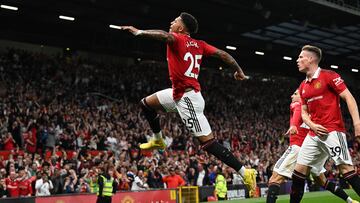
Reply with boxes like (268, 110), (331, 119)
(299, 68), (347, 136)
(288, 100), (308, 146)
(267, 89), (355, 203)
(290, 45), (360, 203)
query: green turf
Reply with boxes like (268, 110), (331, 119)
(203, 189), (359, 203)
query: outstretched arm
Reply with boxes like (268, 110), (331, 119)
(211, 49), (246, 80)
(121, 26), (175, 43)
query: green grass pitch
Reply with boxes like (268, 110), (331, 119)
(204, 189), (359, 203)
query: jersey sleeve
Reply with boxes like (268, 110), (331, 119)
(299, 82), (306, 105)
(202, 41), (217, 56)
(327, 71), (347, 94)
(290, 102), (302, 127)
(168, 32), (180, 46)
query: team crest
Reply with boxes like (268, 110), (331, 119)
(314, 81), (321, 89)
(121, 196), (135, 203)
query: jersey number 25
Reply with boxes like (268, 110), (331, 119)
(184, 52), (202, 79)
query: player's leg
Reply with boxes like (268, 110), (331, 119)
(139, 88), (176, 150)
(339, 164), (360, 197)
(290, 163), (310, 203)
(175, 90), (246, 175)
(314, 173), (355, 203)
(267, 172), (286, 203)
(326, 132), (360, 197)
(290, 135), (325, 203)
(267, 145), (300, 203)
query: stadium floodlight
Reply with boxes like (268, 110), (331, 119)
(351, 68), (359, 72)
(330, 65), (338, 69)
(283, 56), (292, 61)
(109, 25), (122, 30)
(1, 4), (18, 11)
(255, 51), (265, 56)
(59, 15), (75, 21)
(226, 45), (237, 50)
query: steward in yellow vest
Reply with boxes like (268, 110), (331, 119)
(214, 167), (227, 200)
(97, 168), (117, 203)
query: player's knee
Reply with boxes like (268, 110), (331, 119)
(339, 164), (355, 174)
(197, 133), (214, 144)
(269, 173), (284, 185)
(140, 98), (157, 118)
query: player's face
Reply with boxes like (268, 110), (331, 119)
(291, 90), (300, 102)
(297, 51), (312, 73)
(170, 16), (184, 33)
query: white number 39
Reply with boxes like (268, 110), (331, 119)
(183, 52), (202, 79)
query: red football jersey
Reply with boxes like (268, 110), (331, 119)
(5, 178), (19, 197)
(18, 178), (33, 196)
(167, 32), (217, 100)
(299, 68), (347, 136)
(289, 101), (308, 146)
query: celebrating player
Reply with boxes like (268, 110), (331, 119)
(121, 12), (256, 187)
(267, 89), (357, 203)
(290, 45), (360, 203)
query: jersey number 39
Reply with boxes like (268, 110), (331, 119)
(184, 52), (202, 79)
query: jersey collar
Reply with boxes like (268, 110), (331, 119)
(305, 67), (321, 83)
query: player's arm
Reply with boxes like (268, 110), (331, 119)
(121, 26), (175, 43)
(339, 89), (360, 137)
(211, 49), (247, 80)
(286, 105), (301, 135)
(301, 104), (328, 136)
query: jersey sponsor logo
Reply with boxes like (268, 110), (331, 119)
(186, 41), (199, 48)
(332, 77), (344, 86)
(307, 95), (323, 103)
(314, 81), (322, 89)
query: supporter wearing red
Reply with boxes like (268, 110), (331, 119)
(17, 168), (32, 197)
(24, 130), (36, 154)
(5, 171), (19, 197)
(3, 132), (16, 151)
(162, 168), (185, 189)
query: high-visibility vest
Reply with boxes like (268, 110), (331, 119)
(97, 175), (114, 197)
(215, 174), (227, 198)
(90, 178), (99, 193)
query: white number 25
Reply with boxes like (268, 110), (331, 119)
(183, 52), (202, 79)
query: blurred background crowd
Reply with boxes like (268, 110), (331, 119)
(0, 48), (359, 198)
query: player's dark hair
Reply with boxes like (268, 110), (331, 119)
(302, 45), (322, 63)
(180, 12), (198, 34)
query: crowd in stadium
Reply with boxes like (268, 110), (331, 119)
(0, 48), (359, 197)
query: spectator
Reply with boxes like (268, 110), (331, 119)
(5, 171), (19, 197)
(18, 168), (32, 197)
(131, 170), (148, 191)
(35, 173), (53, 196)
(0, 179), (8, 198)
(194, 163), (209, 187)
(162, 168), (185, 189)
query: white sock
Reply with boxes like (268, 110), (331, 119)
(154, 131), (163, 140)
(347, 197), (353, 203)
(238, 166), (246, 177)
